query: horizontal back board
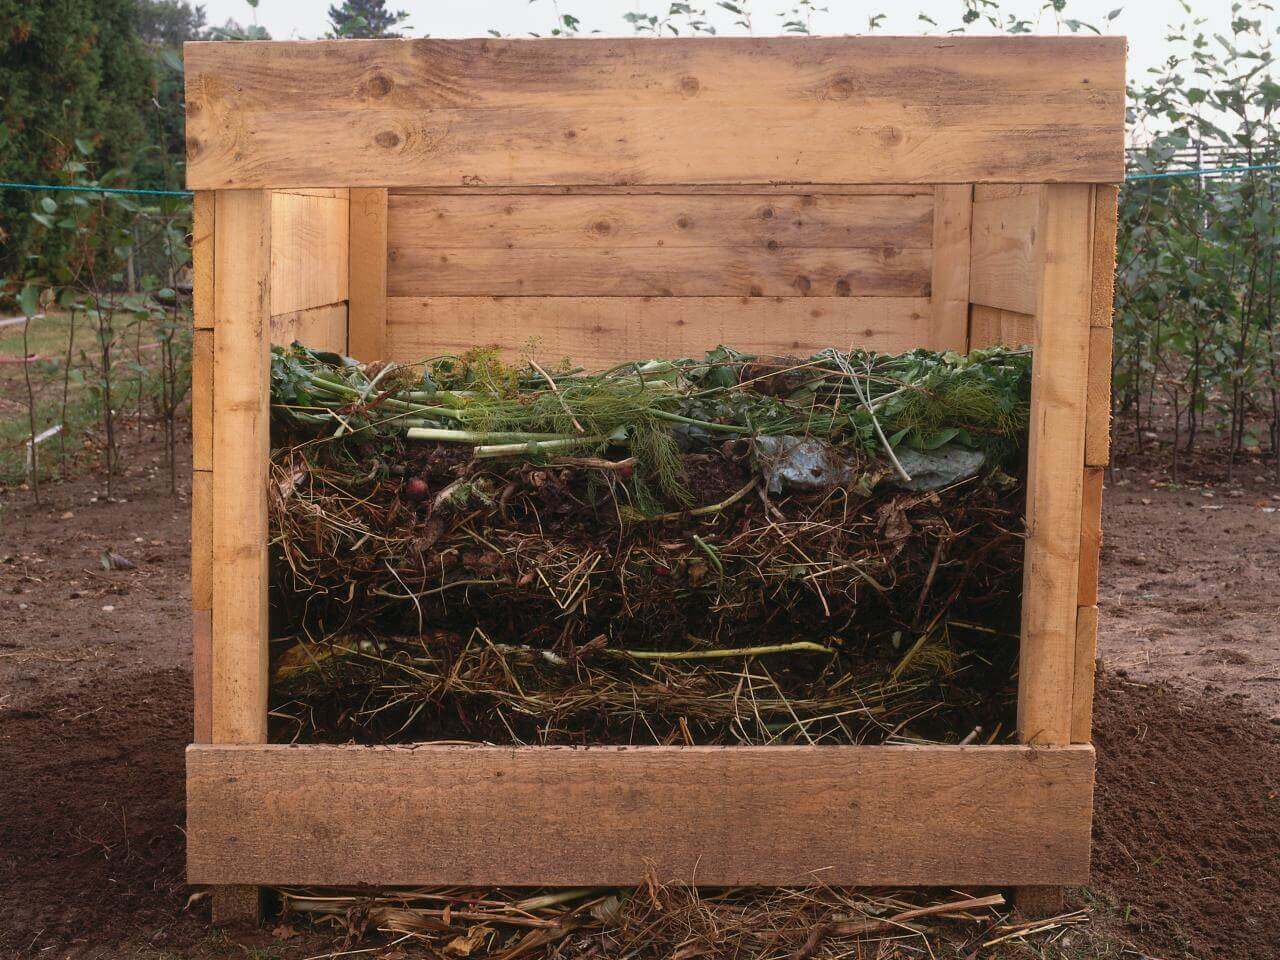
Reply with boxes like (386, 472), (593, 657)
(184, 36), (1126, 189)
(387, 192), (932, 298)
(382, 186), (938, 364)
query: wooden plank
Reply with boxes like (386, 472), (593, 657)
(270, 303), (348, 353)
(969, 304), (1034, 350)
(387, 192), (935, 250)
(1078, 467), (1103, 607)
(270, 192), (349, 316)
(191, 329), (213, 472)
(970, 189), (1040, 314)
(1017, 184), (1094, 747)
(930, 184), (972, 351)
(1072, 606), (1099, 744)
(184, 37), (1126, 189)
(1090, 184), (1118, 328)
(187, 743), (1095, 887)
(191, 470), (213, 613)
(211, 190), (271, 746)
(1014, 886), (1066, 919)
(192, 467), (213, 745)
(348, 188), (388, 361)
(1085, 325), (1113, 466)
(388, 245), (930, 298)
(273, 188), (350, 199)
(974, 185), (1037, 202)
(211, 886), (262, 927)
(387, 296), (932, 367)
(390, 184), (934, 196)
(192, 609), (212, 744)
(192, 192), (215, 329)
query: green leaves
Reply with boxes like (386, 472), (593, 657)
(17, 285), (40, 319)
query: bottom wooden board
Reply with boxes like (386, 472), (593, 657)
(187, 743), (1094, 887)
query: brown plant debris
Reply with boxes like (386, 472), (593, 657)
(266, 345), (1031, 746)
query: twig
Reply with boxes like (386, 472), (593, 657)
(530, 359), (585, 433)
(611, 641), (835, 661)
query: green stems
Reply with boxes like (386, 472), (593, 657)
(473, 434), (610, 458)
(406, 427), (570, 444)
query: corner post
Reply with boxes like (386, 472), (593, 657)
(1017, 183), (1094, 748)
(1013, 183), (1095, 918)
(207, 188), (273, 924)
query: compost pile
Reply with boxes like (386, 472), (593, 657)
(267, 344), (1031, 747)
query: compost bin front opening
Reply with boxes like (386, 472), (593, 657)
(265, 344), (1029, 749)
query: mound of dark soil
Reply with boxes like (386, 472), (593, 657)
(0, 669), (199, 955)
(1091, 674), (1280, 958)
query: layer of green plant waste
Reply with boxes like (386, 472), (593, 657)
(267, 344), (1031, 747)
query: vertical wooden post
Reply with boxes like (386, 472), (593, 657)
(191, 192), (215, 747)
(1072, 183), (1118, 747)
(1012, 184), (1095, 918)
(208, 189), (273, 925)
(348, 188), (388, 361)
(1017, 183), (1094, 747)
(930, 184), (973, 352)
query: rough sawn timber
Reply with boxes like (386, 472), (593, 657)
(187, 743), (1096, 887)
(184, 37), (1126, 189)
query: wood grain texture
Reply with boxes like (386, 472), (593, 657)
(391, 184), (934, 196)
(192, 329), (213, 472)
(270, 191), (349, 315)
(1072, 605), (1099, 744)
(970, 189), (1040, 314)
(1090, 184), (1119, 328)
(192, 192), (215, 329)
(211, 190), (271, 746)
(273, 188), (350, 199)
(211, 886), (261, 926)
(183, 37), (1126, 189)
(191, 469), (213, 612)
(192, 608), (212, 744)
(1018, 184), (1094, 747)
(192, 467), (213, 745)
(974, 185), (1037, 202)
(1085, 325), (1113, 466)
(348, 188), (388, 361)
(1078, 467), (1103, 608)
(969, 304), (1034, 350)
(387, 192), (935, 250)
(388, 244), (930, 298)
(270, 303), (348, 352)
(930, 184), (972, 351)
(1013, 886), (1066, 919)
(186, 743), (1095, 887)
(386, 296), (933, 366)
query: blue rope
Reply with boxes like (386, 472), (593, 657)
(1125, 160), (1280, 182)
(0, 181), (193, 198)
(1, 161), (1279, 198)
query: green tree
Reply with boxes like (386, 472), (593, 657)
(327, 0), (410, 38)
(0, 0), (155, 282)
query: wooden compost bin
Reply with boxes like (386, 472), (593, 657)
(184, 35), (1125, 922)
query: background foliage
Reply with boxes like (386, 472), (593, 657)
(1, 0), (1279, 492)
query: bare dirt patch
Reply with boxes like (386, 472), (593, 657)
(1098, 470), (1280, 718)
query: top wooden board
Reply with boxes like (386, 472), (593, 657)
(185, 36), (1126, 189)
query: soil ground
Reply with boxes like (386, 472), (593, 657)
(1, 442), (1278, 959)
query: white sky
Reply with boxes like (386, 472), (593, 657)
(198, 0), (1273, 91)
